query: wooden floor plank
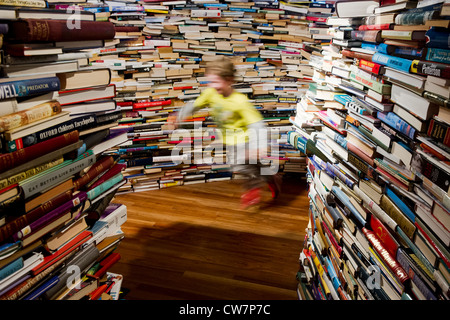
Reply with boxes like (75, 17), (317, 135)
(110, 175), (309, 300)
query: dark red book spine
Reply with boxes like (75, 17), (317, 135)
(87, 163), (126, 190)
(11, 19), (116, 42)
(73, 156), (114, 191)
(0, 130), (79, 174)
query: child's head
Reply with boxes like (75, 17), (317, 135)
(205, 57), (235, 97)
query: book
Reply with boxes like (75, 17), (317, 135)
(0, 130), (79, 174)
(9, 19), (116, 42)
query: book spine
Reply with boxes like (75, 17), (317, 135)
(361, 42), (393, 55)
(0, 157), (63, 190)
(423, 91), (450, 108)
(0, 0), (46, 7)
(0, 258), (23, 281)
(0, 130), (79, 174)
(377, 112), (416, 139)
(0, 189), (72, 243)
(126, 157), (153, 167)
(425, 28), (450, 50)
(11, 20), (116, 42)
(395, 10), (440, 26)
(359, 59), (383, 75)
(411, 60), (450, 79)
(369, 215), (399, 257)
(425, 47), (450, 64)
(0, 77), (60, 100)
(385, 187), (416, 222)
(0, 101), (61, 133)
(358, 24), (392, 31)
(349, 72), (391, 94)
(427, 118), (450, 147)
(132, 99), (172, 109)
(350, 30), (381, 43)
(87, 163), (126, 190)
(396, 248), (437, 300)
(21, 152), (94, 200)
(86, 173), (123, 200)
(73, 156), (114, 190)
(421, 156), (450, 192)
(372, 52), (412, 73)
(362, 228), (410, 284)
(331, 186), (368, 229)
(15, 192), (87, 241)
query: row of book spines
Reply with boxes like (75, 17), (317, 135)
(0, 158), (125, 245)
(4, 111), (122, 153)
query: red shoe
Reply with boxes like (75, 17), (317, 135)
(240, 187), (261, 210)
(268, 173), (282, 199)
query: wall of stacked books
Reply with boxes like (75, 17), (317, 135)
(0, 1), (127, 300)
(294, 0), (450, 300)
(0, 0), (334, 300)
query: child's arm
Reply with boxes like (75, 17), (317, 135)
(167, 88), (212, 128)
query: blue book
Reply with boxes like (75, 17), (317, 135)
(87, 173), (124, 200)
(0, 257), (23, 281)
(333, 94), (352, 106)
(0, 76), (60, 100)
(360, 42), (393, 55)
(425, 28), (450, 50)
(372, 52), (412, 73)
(385, 187), (415, 222)
(377, 112), (416, 140)
(426, 47), (450, 64)
(324, 256), (341, 290)
(23, 276), (59, 300)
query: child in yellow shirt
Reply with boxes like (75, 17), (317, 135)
(168, 57), (281, 209)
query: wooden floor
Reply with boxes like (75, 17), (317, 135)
(109, 175), (310, 300)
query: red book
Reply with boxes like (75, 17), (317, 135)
(369, 215), (399, 257)
(362, 227), (410, 285)
(415, 222), (450, 269)
(359, 24), (393, 31)
(10, 20), (115, 42)
(93, 252), (121, 279)
(87, 163), (126, 190)
(132, 100), (172, 110)
(0, 130), (79, 174)
(31, 230), (93, 276)
(73, 156), (114, 191)
(359, 59), (383, 75)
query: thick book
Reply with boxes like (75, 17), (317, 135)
(427, 117), (450, 148)
(9, 19), (116, 42)
(425, 47), (450, 64)
(335, 0), (379, 18)
(0, 130), (79, 174)
(351, 30), (382, 43)
(425, 27), (450, 50)
(411, 59), (450, 79)
(0, 76), (60, 100)
(0, 100), (61, 133)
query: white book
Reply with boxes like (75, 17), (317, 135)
(0, 253), (44, 289)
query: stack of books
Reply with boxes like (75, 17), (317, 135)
(82, 0), (346, 193)
(293, 0), (450, 300)
(0, 5), (128, 300)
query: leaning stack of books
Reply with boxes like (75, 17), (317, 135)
(0, 4), (127, 300)
(295, 0), (450, 300)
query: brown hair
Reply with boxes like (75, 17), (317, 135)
(205, 56), (235, 80)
